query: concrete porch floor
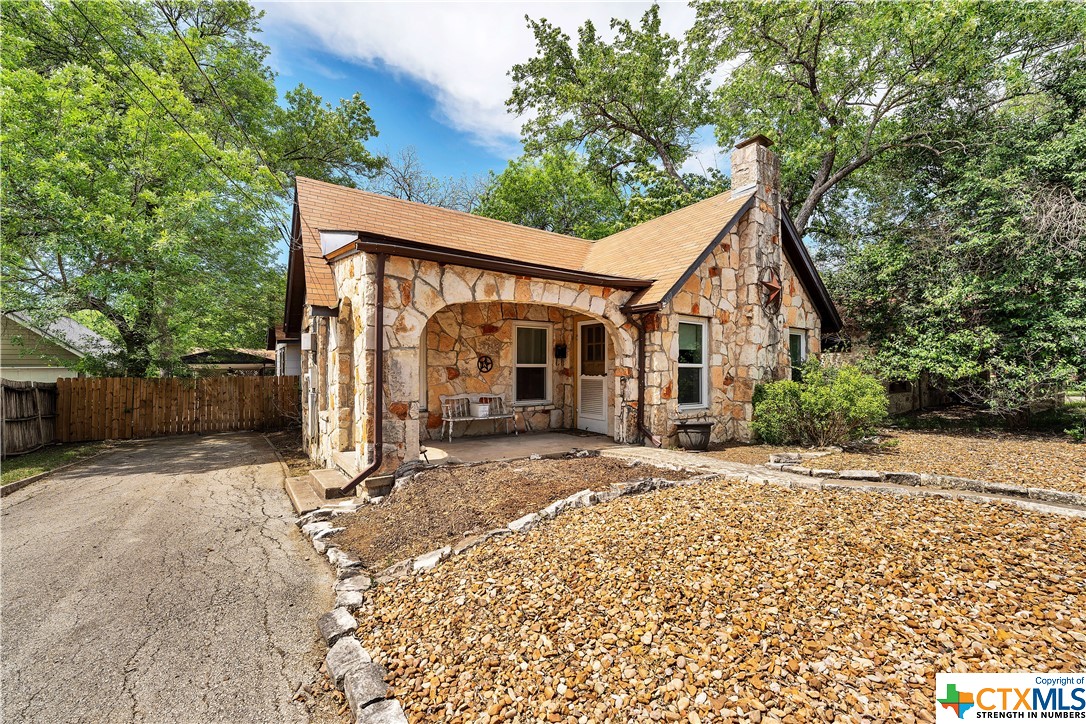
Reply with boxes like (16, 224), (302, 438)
(421, 430), (616, 464)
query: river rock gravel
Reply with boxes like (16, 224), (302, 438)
(356, 478), (1085, 723)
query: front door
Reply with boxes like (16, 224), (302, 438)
(577, 321), (609, 434)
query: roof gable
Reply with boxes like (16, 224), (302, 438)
(584, 191), (756, 309)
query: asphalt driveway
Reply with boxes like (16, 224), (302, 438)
(1, 433), (333, 723)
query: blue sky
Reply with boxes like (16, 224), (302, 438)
(256, 2), (723, 182)
(259, 23), (511, 181)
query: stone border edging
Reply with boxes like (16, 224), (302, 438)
(764, 453), (1086, 508)
(294, 457), (715, 723)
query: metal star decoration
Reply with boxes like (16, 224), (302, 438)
(760, 267), (782, 311)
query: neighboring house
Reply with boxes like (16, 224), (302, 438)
(0, 312), (113, 382)
(181, 349), (275, 376)
(266, 325), (302, 377)
(283, 135), (842, 478)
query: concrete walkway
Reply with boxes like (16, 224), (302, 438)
(601, 446), (1086, 518)
(1, 433), (334, 724)
(423, 430), (613, 464)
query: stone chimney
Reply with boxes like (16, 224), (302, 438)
(731, 134), (779, 203)
(730, 134), (785, 434)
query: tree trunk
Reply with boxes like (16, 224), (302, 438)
(655, 143), (691, 192)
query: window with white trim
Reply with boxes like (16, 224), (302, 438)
(789, 329), (807, 382)
(677, 319), (707, 408)
(514, 323), (551, 404)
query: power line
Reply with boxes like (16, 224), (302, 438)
(62, 1), (288, 236)
(153, 4), (290, 197)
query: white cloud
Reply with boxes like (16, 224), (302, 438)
(258, 1), (697, 153)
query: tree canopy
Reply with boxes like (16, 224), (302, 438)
(475, 152), (624, 239)
(692, 0), (1086, 235)
(508, 5), (712, 190)
(824, 60), (1086, 418)
(1, 1), (382, 376)
(505, 0), (1086, 412)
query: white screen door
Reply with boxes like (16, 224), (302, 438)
(577, 321), (609, 434)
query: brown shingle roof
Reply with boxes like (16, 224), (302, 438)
(584, 191), (756, 308)
(293, 176), (757, 310)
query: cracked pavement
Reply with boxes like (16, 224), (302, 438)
(1, 433), (334, 723)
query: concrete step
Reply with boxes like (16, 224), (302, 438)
(308, 468), (352, 500)
(332, 450), (361, 478)
(363, 474), (395, 499)
(285, 475), (323, 515)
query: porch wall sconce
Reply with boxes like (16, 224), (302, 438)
(554, 344), (568, 360)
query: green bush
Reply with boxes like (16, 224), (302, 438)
(752, 362), (889, 447)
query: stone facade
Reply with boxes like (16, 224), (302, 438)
(300, 140), (827, 473)
(302, 255), (640, 470)
(420, 302), (604, 440)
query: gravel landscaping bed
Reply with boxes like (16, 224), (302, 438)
(812, 430), (1086, 495)
(328, 456), (695, 571)
(356, 479), (1085, 723)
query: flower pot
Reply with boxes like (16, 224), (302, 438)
(675, 422), (712, 451)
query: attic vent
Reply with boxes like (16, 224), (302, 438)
(320, 231), (359, 256)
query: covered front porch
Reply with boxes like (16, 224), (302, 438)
(415, 299), (633, 450)
(420, 430), (615, 465)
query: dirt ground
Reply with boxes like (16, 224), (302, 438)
(707, 442), (801, 466)
(708, 430), (1086, 495)
(264, 429), (313, 477)
(329, 456), (694, 571)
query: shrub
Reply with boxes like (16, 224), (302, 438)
(752, 361), (889, 447)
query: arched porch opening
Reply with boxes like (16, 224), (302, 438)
(377, 257), (639, 470)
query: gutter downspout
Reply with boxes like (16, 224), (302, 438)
(629, 311), (661, 447)
(343, 252), (385, 495)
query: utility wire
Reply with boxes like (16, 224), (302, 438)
(63, 1), (288, 236)
(153, 4), (290, 197)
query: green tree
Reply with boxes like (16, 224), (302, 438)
(475, 152), (624, 239)
(1, 1), (381, 376)
(508, 5), (713, 190)
(692, 0), (1086, 235)
(621, 166), (729, 227)
(825, 62), (1086, 420)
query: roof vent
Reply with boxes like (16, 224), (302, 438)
(320, 231), (359, 256)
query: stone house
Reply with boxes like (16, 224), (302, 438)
(282, 135), (841, 491)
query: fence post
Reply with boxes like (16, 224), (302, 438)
(33, 382), (44, 449)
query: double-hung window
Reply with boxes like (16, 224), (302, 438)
(514, 323), (551, 404)
(789, 329), (807, 382)
(677, 319), (707, 408)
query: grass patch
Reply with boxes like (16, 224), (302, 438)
(1, 442), (108, 487)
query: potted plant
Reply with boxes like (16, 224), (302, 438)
(675, 420), (713, 451)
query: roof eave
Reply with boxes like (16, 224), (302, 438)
(322, 232), (655, 292)
(650, 194), (757, 311)
(781, 209), (843, 334)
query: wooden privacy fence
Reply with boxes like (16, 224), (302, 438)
(56, 376), (300, 443)
(1, 379), (58, 457)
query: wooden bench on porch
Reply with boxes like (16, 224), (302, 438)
(439, 393), (518, 442)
